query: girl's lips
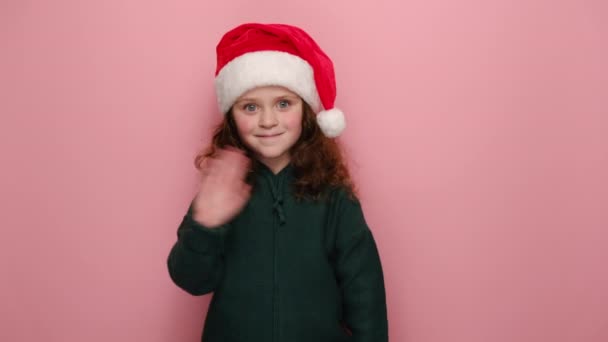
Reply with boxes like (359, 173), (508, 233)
(256, 133), (283, 138)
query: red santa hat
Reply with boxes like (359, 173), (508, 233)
(214, 23), (346, 138)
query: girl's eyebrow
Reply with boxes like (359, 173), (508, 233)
(277, 95), (299, 100)
(236, 97), (257, 103)
(236, 95), (299, 103)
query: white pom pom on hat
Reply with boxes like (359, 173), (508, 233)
(316, 108), (345, 138)
(214, 23), (346, 138)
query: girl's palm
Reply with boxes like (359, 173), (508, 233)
(192, 147), (252, 228)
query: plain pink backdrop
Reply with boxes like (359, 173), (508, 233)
(1, 0), (607, 341)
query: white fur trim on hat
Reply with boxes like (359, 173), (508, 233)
(214, 51), (322, 113)
(317, 108), (345, 138)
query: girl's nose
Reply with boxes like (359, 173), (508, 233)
(259, 108), (279, 128)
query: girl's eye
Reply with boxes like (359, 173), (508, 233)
(278, 100), (290, 109)
(244, 104), (257, 112)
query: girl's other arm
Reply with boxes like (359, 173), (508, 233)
(167, 201), (226, 296)
(334, 194), (389, 342)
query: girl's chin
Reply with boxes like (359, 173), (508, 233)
(257, 153), (289, 162)
(253, 149), (290, 161)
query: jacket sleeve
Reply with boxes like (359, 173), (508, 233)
(333, 192), (389, 342)
(167, 200), (227, 296)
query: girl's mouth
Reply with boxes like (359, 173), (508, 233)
(257, 133), (283, 138)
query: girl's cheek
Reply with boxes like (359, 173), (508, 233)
(233, 114), (253, 134)
(237, 125), (250, 138)
(285, 110), (303, 128)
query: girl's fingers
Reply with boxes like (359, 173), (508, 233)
(237, 183), (253, 204)
(223, 145), (245, 155)
(218, 148), (251, 181)
(204, 157), (221, 178)
(221, 147), (249, 168)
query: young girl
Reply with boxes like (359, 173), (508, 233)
(167, 23), (388, 342)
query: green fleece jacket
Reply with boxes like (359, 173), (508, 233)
(167, 163), (388, 342)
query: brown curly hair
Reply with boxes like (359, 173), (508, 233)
(194, 101), (357, 201)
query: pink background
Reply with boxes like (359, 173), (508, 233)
(2, 0), (607, 341)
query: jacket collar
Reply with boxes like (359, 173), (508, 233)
(254, 161), (294, 226)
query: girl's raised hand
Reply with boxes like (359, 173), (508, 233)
(192, 147), (252, 228)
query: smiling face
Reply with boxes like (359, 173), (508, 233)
(231, 86), (304, 174)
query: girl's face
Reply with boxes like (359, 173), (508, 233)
(232, 86), (303, 173)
